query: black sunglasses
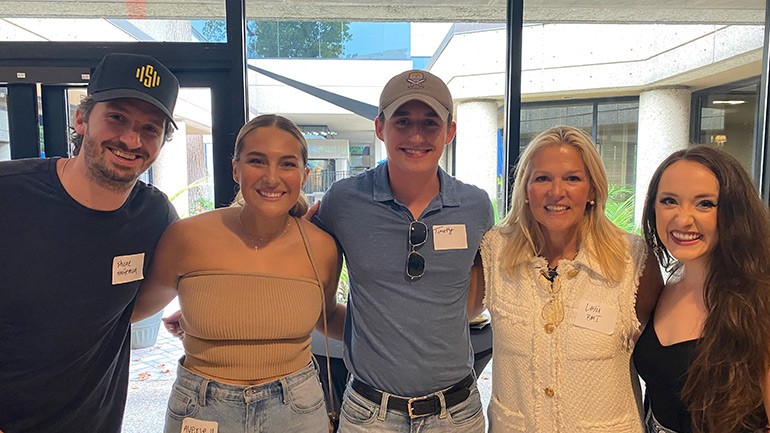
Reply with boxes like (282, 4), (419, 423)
(406, 221), (428, 280)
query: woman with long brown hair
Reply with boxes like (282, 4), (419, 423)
(633, 145), (770, 433)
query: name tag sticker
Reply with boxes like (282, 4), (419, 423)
(573, 298), (617, 335)
(432, 224), (468, 250)
(112, 253), (145, 285)
(181, 417), (218, 433)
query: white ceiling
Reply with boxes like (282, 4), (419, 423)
(0, 0), (765, 24)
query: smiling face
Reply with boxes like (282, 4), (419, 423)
(526, 143), (594, 243)
(75, 98), (167, 191)
(375, 99), (456, 177)
(232, 125), (309, 218)
(654, 159), (719, 266)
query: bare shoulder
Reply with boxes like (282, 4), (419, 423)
(162, 208), (230, 245)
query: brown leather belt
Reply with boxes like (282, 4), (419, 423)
(350, 373), (474, 419)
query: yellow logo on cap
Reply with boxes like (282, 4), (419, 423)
(135, 65), (161, 88)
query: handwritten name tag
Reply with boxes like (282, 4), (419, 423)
(432, 224), (468, 250)
(111, 253), (145, 285)
(572, 298), (618, 335)
(181, 417), (218, 433)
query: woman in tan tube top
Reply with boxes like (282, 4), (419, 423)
(132, 114), (343, 433)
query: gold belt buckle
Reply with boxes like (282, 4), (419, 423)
(407, 395), (431, 419)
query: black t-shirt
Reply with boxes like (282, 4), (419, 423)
(0, 158), (178, 433)
(633, 312), (698, 433)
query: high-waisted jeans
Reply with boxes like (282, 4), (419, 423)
(164, 359), (329, 433)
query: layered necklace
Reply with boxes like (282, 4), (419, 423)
(237, 210), (292, 250)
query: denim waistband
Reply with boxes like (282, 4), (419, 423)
(174, 357), (319, 404)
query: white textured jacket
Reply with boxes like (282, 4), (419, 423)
(481, 228), (646, 433)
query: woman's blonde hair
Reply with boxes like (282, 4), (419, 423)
(498, 125), (627, 282)
(231, 114), (310, 217)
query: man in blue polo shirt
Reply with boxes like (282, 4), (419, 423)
(314, 70), (494, 433)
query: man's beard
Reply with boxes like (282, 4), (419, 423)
(81, 131), (151, 193)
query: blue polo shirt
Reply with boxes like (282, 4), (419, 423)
(314, 162), (494, 396)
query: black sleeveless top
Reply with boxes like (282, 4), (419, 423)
(633, 312), (699, 433)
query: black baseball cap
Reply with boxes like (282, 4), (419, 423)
(87, 53), (180, 129)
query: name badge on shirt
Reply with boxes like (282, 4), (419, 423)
(181, 417), (218, 433)
(112, 253), (145, 285)
(432, 224), (468, 250)
(572, 298), (618, 335)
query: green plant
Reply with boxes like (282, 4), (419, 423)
(336, 258), (350, 303)
(605, 183), (638, 234)
(169, 176), (214, 218)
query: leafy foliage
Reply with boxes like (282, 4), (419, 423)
(605, 183), (638, 233)
(200, 20), (352, 59)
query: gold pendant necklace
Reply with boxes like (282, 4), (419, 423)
(237, 211), (292, 250)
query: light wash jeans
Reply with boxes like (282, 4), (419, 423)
(164, 360), (329, 433)
(644, 406), (680, 433)
(337, 377), (485, 433)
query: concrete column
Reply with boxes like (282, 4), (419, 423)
(634, 87), (691, 224)
(455, 100), (498, 204)
(152, 121), (189, 217)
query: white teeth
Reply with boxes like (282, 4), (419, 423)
(672, 231), (701, 241)
(404, 149), (428, 155)
(112, 149), (138, 160)
(546, 205), (568, 211)
(259, 191), (283, 198)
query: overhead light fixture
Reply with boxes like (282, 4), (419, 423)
(712, 100), (746, 105)
(712, 134), (727, 147)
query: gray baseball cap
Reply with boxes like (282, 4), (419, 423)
(378, 70), (453, 122)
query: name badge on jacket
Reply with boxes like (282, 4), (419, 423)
(573, 298), (618, 335)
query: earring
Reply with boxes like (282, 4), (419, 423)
(589, 200), (595, 206)
(525, 198), (529, 204)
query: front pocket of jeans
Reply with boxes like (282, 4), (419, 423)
(340, 390), (377, 424)
(447, 386), (483, 426)
(166, 385), (198, 419)
(287, 373), (325, 413)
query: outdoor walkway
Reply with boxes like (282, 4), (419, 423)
(121, 324), (493, 432)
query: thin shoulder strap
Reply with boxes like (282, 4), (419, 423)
(297, 218), (324, 288)
(295, 218), (337, 426)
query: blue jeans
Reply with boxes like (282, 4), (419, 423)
(164, 360), (329, 433)
(337, 376), (485, 433)
(644, 406), (679, 433)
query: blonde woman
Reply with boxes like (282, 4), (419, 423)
(132, 114), (342, 433)
(481, 125), (662, 432)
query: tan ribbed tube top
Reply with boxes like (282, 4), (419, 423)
(178, 271), (322, 384)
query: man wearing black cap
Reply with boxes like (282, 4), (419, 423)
(313, 70), (493, 433)
(0, 53), (180, 433)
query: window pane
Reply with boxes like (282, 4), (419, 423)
(520, 103), (593, 150)
(695, 80), (758, 175)
(0, 88), (8, 161)
(597, 101), (638, 188)
(0, 0), (226, 42)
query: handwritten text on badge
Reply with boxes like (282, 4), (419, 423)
(111, 253), (145, 285)
(181, 417), (218, 433)
(432, 224), (468, 250)
(572, 298), (618, 335)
